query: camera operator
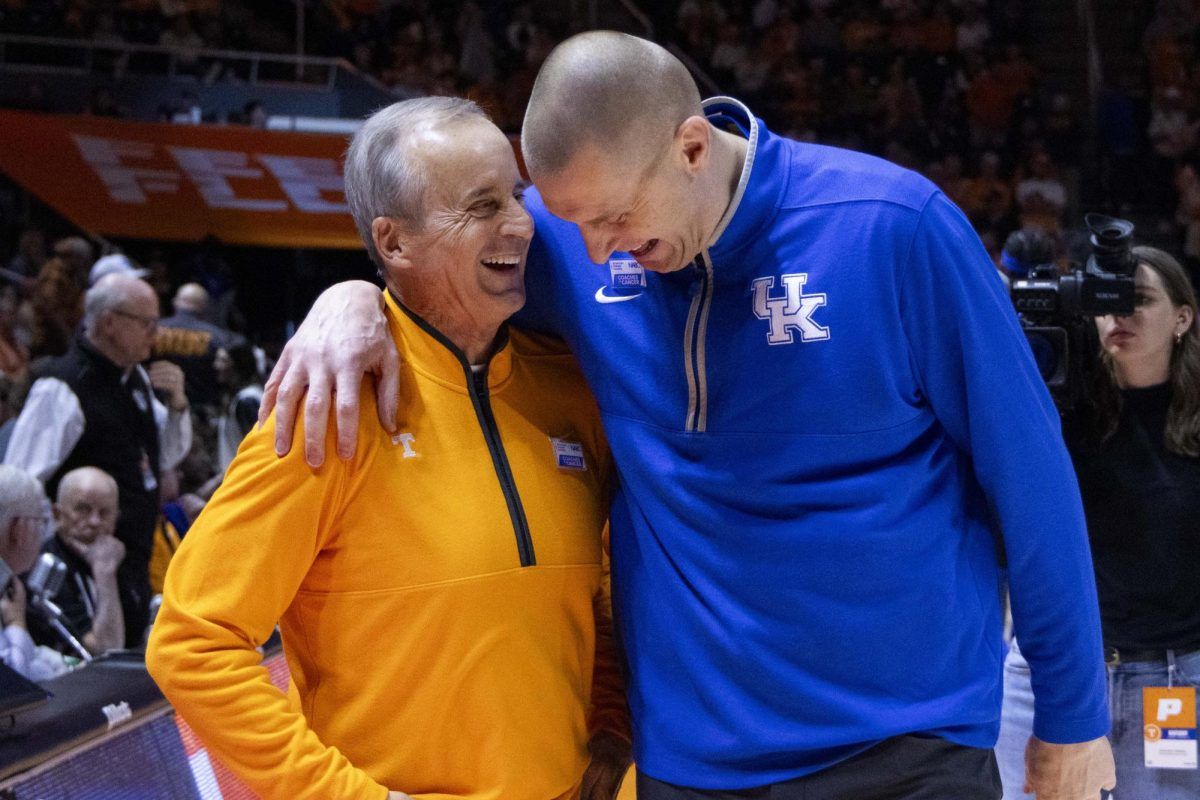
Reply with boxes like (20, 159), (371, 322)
(997, 245), (1200, 799)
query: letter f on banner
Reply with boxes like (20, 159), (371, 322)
(752, 274), (830, 345)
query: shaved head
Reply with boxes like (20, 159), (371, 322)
(173, 283), (209, 315)
(521, 31), (703, 178)
(57, 466), (118, 506)
(55, 466), (120, 544)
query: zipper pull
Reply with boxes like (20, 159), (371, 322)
(472, 367), (488, 394)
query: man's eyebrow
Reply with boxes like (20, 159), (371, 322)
(462, 184), (496, 202)
(584, 208), (619, 226)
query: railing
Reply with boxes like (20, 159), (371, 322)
(0, 34), (343, 89)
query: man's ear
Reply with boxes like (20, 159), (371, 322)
(371, 217), (411, 272)
(675, 115), (712, 174)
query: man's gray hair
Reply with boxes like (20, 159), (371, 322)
(82, 274), (140, 332)
(344, 97), (489, 267)
(0, 465), (44, 535)
(83, 271), (152, 331)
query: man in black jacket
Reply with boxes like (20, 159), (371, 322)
(4, 274), (191, 647)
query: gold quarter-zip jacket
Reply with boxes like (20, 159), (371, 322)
(148, 291), (626, 799)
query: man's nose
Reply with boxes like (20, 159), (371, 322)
(580, 225), (615, 265)
(501, 198), (535, 241)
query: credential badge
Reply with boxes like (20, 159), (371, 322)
(551, 438), (587, 471)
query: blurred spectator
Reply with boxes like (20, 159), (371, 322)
(798, 5), (843, 61)
(4, 275), (191, 648)
(1176, 162), (1200, 280)
(213, 343), (263, 473)
(0, 280), (29, 380)
(1042, 92), (1082, 167)
(6, 230), (45, 280)
(52, 237), (93, 288)
(86, 87), (123, 118)
(187, 237), (242, 330)
(877, 58), (925, 144)
(243, 99), (267, 128)
(28, 257), (85, 359)
(168, 90), (203, 125)
(1149, 86), (1200, 160)
(960, 150), (1013, 224)
(457, 1), (497, 86)
(918, 2), (958, 55)
(159, 14), (205, 77)
(155, 282), (244, 412)
(1016, 149), (1068, 234)
(965, 63), (1018, 149)
(993, 44), (1038, 103)
(29, 467), (126, 657)
(956, 2), (991, 54)
(0, 465), (64, 681)
(89, 252), (148, 286)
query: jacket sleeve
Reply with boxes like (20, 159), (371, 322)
(144, 366), (193, 471)
(3, 378), (83, 482)
(589, 523), (631, 743)
(145, 415), (390, 800)
(897, 192), (1109, 744)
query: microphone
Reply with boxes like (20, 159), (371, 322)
(27, 553), (92, 663)
(25, 552), (66, 600)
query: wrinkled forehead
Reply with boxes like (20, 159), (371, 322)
(62, 482), (119, 510)
(417, 118), (521, 199)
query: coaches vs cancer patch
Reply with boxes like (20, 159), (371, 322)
(551, 438), (586, 471)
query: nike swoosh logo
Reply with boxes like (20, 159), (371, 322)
(594, 286), (642, 304)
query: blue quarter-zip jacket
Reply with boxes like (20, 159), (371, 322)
(516, 97), (1108, 789)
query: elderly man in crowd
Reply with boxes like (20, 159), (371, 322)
(0, 465), (64, 681)
(147, 97), (629, 800)
(5, 274), (191, 648)
(28, 467), (125, 656)
(155, 282), (245, 412)
(267, 32), (1115, 800)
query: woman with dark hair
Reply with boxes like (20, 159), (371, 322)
(997, 245), (1200, 799)
(213, 342), (263, 473)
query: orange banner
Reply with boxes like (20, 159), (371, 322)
(0, 110), (363, 249)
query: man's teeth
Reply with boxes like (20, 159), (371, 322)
(481, 255), (520, 266)
(631, 240), (654, 255)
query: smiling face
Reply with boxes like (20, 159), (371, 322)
(1095, 263), (1195, 384)
(380, 116), (534, 336)
(533, 127), (712, 274)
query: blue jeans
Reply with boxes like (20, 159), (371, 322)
(996, 640), (1200, 800)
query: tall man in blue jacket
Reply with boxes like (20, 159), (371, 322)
(263, 32), (1115, 800)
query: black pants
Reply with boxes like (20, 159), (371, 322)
(637, 735), (1001, 800)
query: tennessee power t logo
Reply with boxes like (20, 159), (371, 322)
(752, 273), (830, 345)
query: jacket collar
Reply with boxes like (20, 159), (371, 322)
(383, 290), (513, 393)
(74, 333), (132, 382)
(702, 96), (789, 269)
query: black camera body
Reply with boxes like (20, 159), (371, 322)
(1010, 214), (1138, 409)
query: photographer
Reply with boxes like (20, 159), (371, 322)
(998, 245), (1200, 799)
